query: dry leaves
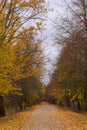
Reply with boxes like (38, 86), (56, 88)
(0, 110), (32, 130)
(0, 104), (87, 130)
(54, 107), (87, 130)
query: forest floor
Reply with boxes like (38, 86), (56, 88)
(0, 102), (87, 130)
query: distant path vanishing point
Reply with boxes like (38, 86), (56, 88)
(20, 102), (62, 130)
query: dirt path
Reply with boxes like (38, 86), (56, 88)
(20, 102), (61, 130)
(0, 102), (87, 130)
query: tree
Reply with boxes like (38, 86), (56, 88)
(0, 27), (21, 95)
(47, 0), (87, 110)
(17, 76), (44, 107)
(56, 33), (87, 107)
(0, 0), (46, 43)
(0, 0), (46, 94)
(45, 70), (58, 103)
(0, 0), (46, 115)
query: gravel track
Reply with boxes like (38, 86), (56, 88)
(21, 102), (61, 130)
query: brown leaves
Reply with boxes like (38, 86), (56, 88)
(55, 107), (87, 130)
(0, 110), (32, 130)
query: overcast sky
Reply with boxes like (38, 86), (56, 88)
(41, 0), (66, 85)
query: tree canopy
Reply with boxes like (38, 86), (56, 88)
(46, 0), (87, 111)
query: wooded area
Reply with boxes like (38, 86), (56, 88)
(0, 0), (46, 116)
(0, 0), (87, 118)
(46, 0), (87, 111)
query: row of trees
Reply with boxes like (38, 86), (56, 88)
(0, 0), (46, 116)
(46, 0), (87, 111)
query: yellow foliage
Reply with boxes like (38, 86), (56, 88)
(0, 0), (46, 95)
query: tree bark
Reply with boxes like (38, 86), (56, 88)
(0, 95), (5, 117)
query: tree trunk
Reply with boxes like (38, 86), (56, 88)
(0, 95), (5, 117)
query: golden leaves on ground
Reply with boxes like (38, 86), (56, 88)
(0, 104), (87, 130)
(0, 110), (32, 130)
(54, 107), (87, 130)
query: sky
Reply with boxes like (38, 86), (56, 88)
(21, 0), (66, 85)
(41, 0), (65, 85)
